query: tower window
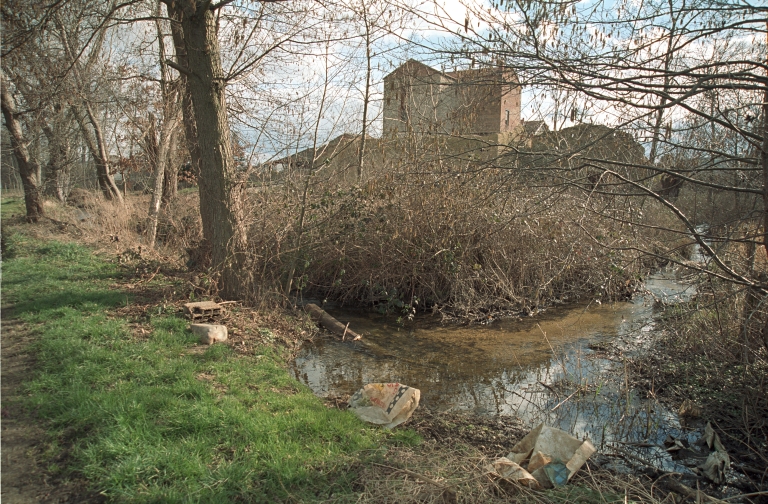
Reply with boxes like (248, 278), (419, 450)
(505, 109), (510, 126)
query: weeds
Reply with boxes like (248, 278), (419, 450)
(629, 279), (768, 492)
(42, 171), (647, 321)
(2, 207), (671, 503)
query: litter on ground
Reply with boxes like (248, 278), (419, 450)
(486, 423), (596, 489)
(348, 383), (420, 428)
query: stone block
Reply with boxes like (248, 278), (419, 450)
(190, 323), (228, 345)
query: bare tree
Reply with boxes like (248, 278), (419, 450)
(354, 0), (375, 181)
(41, 104), (74, 202)
(1, 70), (44, 222)
(162, 0), (326, 297)
(2, 1), (75, 204)
(422, 0), (768, 287)
(167, 1), (202, 203)
(53, 2), (124, 202)
(145, 2), (181, 249)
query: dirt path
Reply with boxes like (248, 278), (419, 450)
(1, 315), (95, 503)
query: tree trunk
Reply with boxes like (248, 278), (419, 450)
(42, 124), (71, 202)
(86, 103), (123, 202)
(1, 72), (44, 222)
(147, 116), (179, 248)
(648, 9), (678, 166)
(155, 3), (180, 211)
(162, 151), (178, 206)
(357, 8), (372, 182)
(54, 8), (121, 203)
(7, 74), (72, 203)
(762, 93), (768, 260)
(763, 23), (768, 261)
(168, 2), (208, 238)
(177, 1), (247, 298)
(72, 104), (123, 203)
(146, 155), (165, 249)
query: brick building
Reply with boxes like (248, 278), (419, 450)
(382, 59), (521, 136)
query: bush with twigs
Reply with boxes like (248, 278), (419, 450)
(241, 162), (646, 320)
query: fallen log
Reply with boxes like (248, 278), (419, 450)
(305, 303), (362, 340)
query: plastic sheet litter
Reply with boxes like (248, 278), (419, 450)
(348, 383), (420, 428)
(486, 423), (596, 489)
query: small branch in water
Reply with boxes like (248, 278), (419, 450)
(509, 389), (545, 413)
(305, 303), (362, 340)
(551, 387), (581, 411)
(537, 380), (560, 398)
(613, 441), (663, 449)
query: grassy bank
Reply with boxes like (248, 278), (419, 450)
(1, 201), (412, 502)
(4, 196), (728, 503)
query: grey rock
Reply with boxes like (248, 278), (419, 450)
(190, 324), (228, 345)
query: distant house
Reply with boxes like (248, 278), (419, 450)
(521, 120), (549, 136)
(508, 123), (649, 181)
(270, 133), (363, 172)
(383, 60), (521, 136)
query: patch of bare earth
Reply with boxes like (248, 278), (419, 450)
(1, 313), (102, 503)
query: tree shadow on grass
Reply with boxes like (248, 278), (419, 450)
(5, 290), (129, 319)
(1, 269), (122, 288)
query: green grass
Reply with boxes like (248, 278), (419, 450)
(2, 227), (392, 502)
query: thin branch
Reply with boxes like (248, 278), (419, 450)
(603, 167), (760, 288)
(209, 0), (236, 9)
(165, 59), (193, 77)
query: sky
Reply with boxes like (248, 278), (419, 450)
(102, 0), (765, 163)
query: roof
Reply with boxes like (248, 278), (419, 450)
(269, 133), (364, 168)
(522, 121), (548, 134)
(383, 59), (450, 81)
(384, 59), (518, 84)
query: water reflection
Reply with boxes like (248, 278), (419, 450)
(293, 275), (698, 468)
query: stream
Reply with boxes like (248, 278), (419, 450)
(292, 271), (700, 472)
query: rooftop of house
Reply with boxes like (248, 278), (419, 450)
(521, 121), (549, 135)
(384, 59), (518, 84)
(269, 133), (368, 168)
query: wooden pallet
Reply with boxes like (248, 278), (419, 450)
(183, 301), (224, 320)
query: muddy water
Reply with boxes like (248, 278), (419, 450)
(293, 272), (698, 470)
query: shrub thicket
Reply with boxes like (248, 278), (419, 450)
(242, 164), (645, 320)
